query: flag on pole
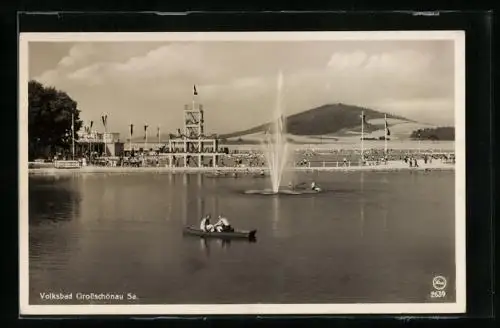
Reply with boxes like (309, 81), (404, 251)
(144, 124), (148, 139)
(130, 124), (134, 137)
(157, 126), (160, 138)
(360, 112), (368, 125)
(101, 115), (108, 128)
(193, 85), (198, 96)
(385, 116), (391, 136)
(90, 120), (93, 129)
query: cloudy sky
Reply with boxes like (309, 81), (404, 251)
(29, 39), (455, 137)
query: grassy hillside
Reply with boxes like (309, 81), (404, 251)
(220, 103), (413, 139)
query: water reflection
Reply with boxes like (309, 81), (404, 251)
(197, 237), (234, 258)
(382, 204), (388, 233)
(309, 189), (316, 212)
(360, 172), (365, 237)
(29, 176), (84, 291)
(271, 195), (280, 235)
(199, 238), (210, 257)
(29, 176), (82, 225)
(183, 174), (212, 226)
(197, 174), (203, 221)
(213, 190), (219, 218)
(181, 174), (188, 225)
(166, 173), (173, 221)
(381, 174), (389, 233)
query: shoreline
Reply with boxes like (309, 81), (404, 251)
(28, 162), (454, 175)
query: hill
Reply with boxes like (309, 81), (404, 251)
(126, 103), (432, 144)
(219, 103), (413, 139)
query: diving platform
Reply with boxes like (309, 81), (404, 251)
(165, 86), (225, 168)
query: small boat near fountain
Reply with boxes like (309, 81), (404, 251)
(183, 226), (257, 240)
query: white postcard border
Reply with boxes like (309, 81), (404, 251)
(19, 31), (466, 316)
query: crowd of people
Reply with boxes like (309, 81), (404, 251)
(39, 147), (455, 169)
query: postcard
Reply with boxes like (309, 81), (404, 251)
(19, 31), (465, 315)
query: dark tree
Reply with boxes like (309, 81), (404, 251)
(410, 127), (454, 141)
(28, 80), (83, 160)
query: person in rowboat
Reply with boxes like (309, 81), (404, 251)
(214, 215), (233, 232)
(311, 181), (321, 192)
(200, 214), (215, 232)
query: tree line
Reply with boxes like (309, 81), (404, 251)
(28, 80), (83, 160)
(410, 127), (454, 140)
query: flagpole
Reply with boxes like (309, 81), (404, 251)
(158, 126), (161, 151)
(144, 126), (147, 154)
(129, 123), (132, 155)
(193, 85), (197, 111)
(361, 110), (364, 165)
(71, 112), (75, 160)
(384, 113), (388, 155)
(89, 121), (93, 164)
(102, 115), (108, 157)
(87, 126), (90, 162)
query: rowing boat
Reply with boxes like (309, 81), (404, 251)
(183, 226), (257, 240)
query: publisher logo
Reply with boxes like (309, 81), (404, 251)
(432, 276), (447, 290)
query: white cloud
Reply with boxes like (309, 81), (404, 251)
(327, 50), (433, 76)
(58, 43), (96, 67)
(327, 51), (367, 70)
(67, 63), (106, 85)
(35, 69), (59, 86)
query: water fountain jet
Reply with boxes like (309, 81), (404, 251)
(245, 72), (296, 195)
(262, 72), (289, 193)
(244, 71), (320, 196)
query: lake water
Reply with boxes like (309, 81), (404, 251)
(28, 170), (455, 304)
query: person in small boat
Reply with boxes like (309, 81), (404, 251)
(200, 214), (215, 232)
(311, 181), (321, 192)
(214, 215), (233, 232)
